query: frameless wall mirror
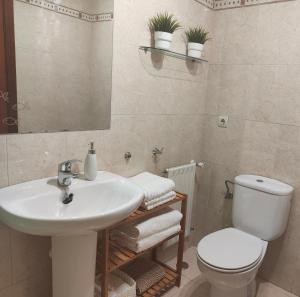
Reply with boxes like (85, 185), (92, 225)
(0, 0), (113, 134)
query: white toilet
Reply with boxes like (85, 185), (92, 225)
(197, 175), (294, 297)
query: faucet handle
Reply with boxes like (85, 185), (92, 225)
(59, 159), (82, 173)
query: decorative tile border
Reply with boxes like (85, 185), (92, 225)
(194, 0), (214, 9)
(214, 0), (294, 9)
(16, 0), (113, 22)
(195, 0), (294, 9)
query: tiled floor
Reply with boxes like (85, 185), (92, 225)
(163, 247), (298, 297)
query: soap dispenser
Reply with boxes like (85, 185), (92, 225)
(84, 141), (97, 181)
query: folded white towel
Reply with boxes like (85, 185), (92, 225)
(142, 195), (176, 210)
(95, 272), (128, 297)
(141, 191), (177, 210)
(130, 172), (175, 202)
(114, 208), (182, 241)
(112, 224), (181, 253)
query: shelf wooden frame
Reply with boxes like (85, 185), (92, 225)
(98, 192), (188, 297)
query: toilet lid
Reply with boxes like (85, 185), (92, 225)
(197, 228), (263, 270)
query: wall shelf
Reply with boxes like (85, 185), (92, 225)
(139, 46), (208, 63)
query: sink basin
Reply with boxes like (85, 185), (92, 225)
(0, 171), (143, 236)
(0, 171), (144, 297)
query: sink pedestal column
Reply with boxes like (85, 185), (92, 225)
(52, 232), (98, 297)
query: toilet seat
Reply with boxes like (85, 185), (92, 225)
(197, 228), (264, 273)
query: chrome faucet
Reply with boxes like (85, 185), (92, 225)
(57, 160), (81, 187)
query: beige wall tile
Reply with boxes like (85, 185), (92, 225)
(201, 115), (245, 168)
(144, 115), (203, 175)
(0, 137), (8, 188)
(246, 65), (300, 125)
(6, 133), (67, 185)
(99, 115), (147, 177)
(11, 231), (51, 284)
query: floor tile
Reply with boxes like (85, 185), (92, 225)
(166, 247), (201, 281)
(256, 279), (298, 297)
(164, 246), (299, 297)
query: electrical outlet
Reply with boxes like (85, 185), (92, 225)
(217, 115), (229, 128)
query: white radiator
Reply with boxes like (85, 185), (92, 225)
(166, 161), (197, 238)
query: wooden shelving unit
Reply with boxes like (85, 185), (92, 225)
(98, 192), (187, 297)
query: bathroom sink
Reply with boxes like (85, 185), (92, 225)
(0, 171), (144, 297)
(0, 171), (144, 236)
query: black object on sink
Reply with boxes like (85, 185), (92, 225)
(63, 193), (74, 204)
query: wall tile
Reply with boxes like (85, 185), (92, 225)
(6, 133), (67, 185)
(237, 120), (280, 176)
(101, 116), (147, 177)
(201, 115), (245, 167)
(11, 231), (51, 284)
(144, 115), (204, 175)
(0, 137), (8, 188)
(246, 65), (300, 126)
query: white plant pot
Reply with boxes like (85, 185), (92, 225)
(187, 42), (204, 58)
(154, 31), (173, 50)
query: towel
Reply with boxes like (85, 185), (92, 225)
(142, 197), (175, 210)
(114, 208), (182, 241)
(95, 272), (128, 297)
(130, 172), (175, 202)
(121, 258), (165, 295)
(112, 224), (181, 253)
(141, 192), (177, 210)
(141, 191), (176, 208)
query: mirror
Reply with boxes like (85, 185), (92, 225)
(2, 0), (113, 133)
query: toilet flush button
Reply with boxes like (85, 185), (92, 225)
(256, 179), (264, 183)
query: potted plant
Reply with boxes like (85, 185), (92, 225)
(185, 26), (210, 58)
(149, 12), (181, 51)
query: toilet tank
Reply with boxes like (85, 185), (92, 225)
(232, 175), (293, 241)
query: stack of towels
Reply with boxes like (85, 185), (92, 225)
(111, 208), (183, 253)
(130, 172), (176, 210)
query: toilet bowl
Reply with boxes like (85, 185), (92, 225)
(197, 175), (293, 297)
(197, 228), (268, 297)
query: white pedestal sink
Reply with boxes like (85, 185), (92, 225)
(0, 171), (144, 297)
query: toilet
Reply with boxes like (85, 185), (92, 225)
(197, 175), (294, 297)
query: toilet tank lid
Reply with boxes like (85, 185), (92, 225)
(235, 175), (294, 196)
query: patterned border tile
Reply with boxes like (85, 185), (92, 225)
(214, 0), (294, 9)
(195, 0), (294, 10)
(16, 0), (113, 22)
(194, 0), (215, 9)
